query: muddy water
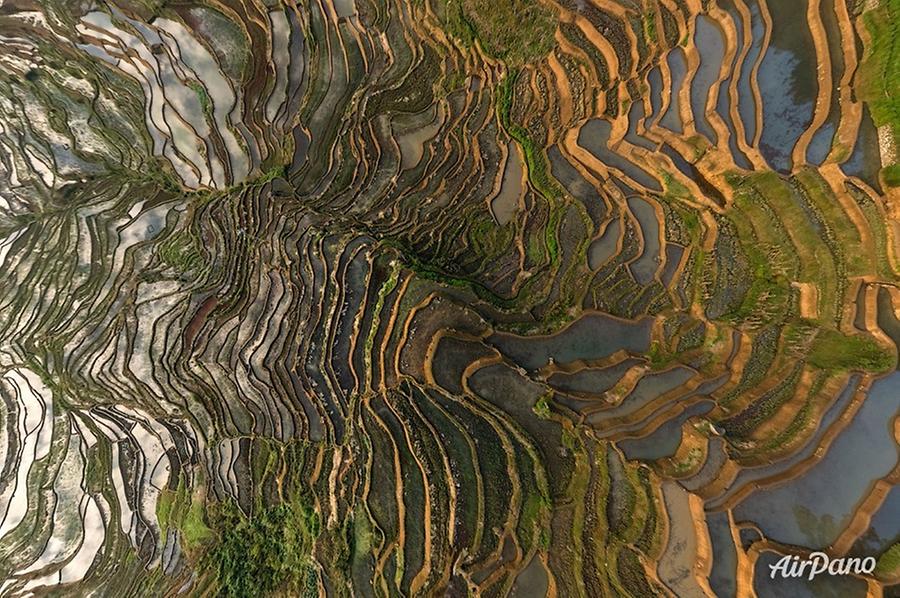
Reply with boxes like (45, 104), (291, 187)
(548, 358), (642, 395)
(717, 87), (754, 170)
(733, 373), (900, 548)
(757, 0), (818, 172)
(334, 0), (355, 17)
(588, 367), (696, 424)
(509, 553), (549, 597)
(807, 121), (836, 166)
(659, 482), (707, 597)
(661, 143), (696, 179)
(660, 144), (727, 205)
(648, 66), (663, 123)
(806, 0), (844, 166)
(599, 374), (727, 437)
(548, 146), (603, 219)
(877, 286), (900, 363)
(717, 1), (753, 169)
(853, 483), (900, 557)
(661, 244), (685, 287)
(266, 10), (291, 122)
(714, 5), (754, 170)
(396, 105), (443, 170)
(625, 100), (656, 150)
(682, 437), (728, 491)
(491, 143), (524, 226)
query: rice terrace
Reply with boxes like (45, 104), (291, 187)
(0, 0), (898, 595)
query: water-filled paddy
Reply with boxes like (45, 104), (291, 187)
(756, 0), (817, 172)
(841, 105), (883, 192)
(578, 119), (662, 192)
(588, 219), (621, 270)
(734, 373), (900, 548)
(626, 196), (661, 285)
(619, 400), (713, 461)
(707, 511), (738, 598)
(491, 143), (525, 225)
(587, 366), (696, 424)
(737, 0), (766, 145)
(489, 314), (653, 370)
(661, 48), (687, 133)
(691, 15), (725, 145)
(710, 374), (861, 508)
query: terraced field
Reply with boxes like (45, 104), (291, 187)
(0, 0), (898, 596)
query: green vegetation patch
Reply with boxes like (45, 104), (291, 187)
(157, 477), (213, 552)
(206, 497), (320, 597)
(159, 231), (204, 273)
(188, 81), (212, 119)
(808, 328), (893, 372)
(438, 0), (558, 64)
(859, 0), (899, 172)
(661, 171), (691, 200)
(468, 217), (515, 259)
(647, 340), (676, 370)
(498, 73), (564, 267)
(884, 163), (900, 188)
(877, 542), (900, 576)
(497, 74), (563, 201)
(532, 393), (552, 418)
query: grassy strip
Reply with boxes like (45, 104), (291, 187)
(877, 543), (900, 576)
(363, 261), (401, 386)
(351, 71), (579, 323)
(498, 73), (564, 264)
(497, 74), (563, 201)
(379, 238), (517, 307)
(721, 363), (803, 439)
(885, 164), (900, 187)
(159, 231), (204, 273)
(744, 172), (837, 321)
(808, 328), (893, 372)
(437, 0), (557, 64)
(723, 194), (792, 325)
(849, 184), (895, 279)
(188, 81), (212, 119)
(755, 372), (824, 453)
(795, 169), (868, 276)
(156, 476), (213, 551)
(859, 0), (900, 166)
